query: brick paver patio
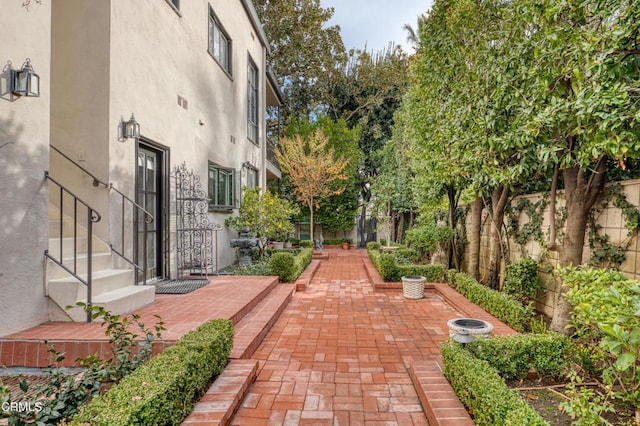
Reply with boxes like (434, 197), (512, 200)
(231, 250), (466, 425)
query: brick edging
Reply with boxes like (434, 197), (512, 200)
(409, 359), (474, 426)
(294, 259), (321, 291)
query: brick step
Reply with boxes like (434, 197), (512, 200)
(228, 277), (280, 326)
(182, 359), (258, 426)
(294, 259), (320, 291)
(230, 283), (295, 360)
(409, 358), (474, 426)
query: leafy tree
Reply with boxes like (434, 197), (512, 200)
(288, 117), (361, 234)
(328, 46), (410, 236)
(513, 0), (640, 332)
(224, 188), (299, 260)
(275, 129), (350, 243)
(253, 0), (346, 123)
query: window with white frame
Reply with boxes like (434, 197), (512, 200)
(208, 8), (232, 75)
(247, 58), (259, 143)
(208, 163), (235, 209)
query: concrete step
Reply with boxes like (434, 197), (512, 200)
(46, 252), (113, 280)
(230, 283), (295, 360)
(47, 236), (109, 259)
(63, 285), (156, 322)
(48, 269), (135, 313)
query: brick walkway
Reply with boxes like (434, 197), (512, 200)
(232, 250), (464, 425)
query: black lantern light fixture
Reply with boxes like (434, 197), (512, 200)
(11, 58), (39, 97)
(119, 114), (140, 142)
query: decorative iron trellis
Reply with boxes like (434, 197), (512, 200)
(173, 163), (222, 277)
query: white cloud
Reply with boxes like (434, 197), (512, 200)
(321, 0), (433, 53)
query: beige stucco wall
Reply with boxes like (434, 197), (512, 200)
(0, 2), (51, 336)
(49, 0), (273, 275)
(462, 179), (640, 318)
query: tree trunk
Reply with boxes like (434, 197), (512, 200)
(468, 195), (483, 280)
(396, 212), (405, 244)
(488, 185), (510, 289)
(309, 197), (315, 244)
(550, 159), (607, 334)
(447, 186), (460, 270)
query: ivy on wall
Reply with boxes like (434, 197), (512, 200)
(505, 195), (549, 255)
(588, 183), (640, 269)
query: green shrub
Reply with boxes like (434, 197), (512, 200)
(377, 252), (398, 281)
(441, 340), (548, 426)
(563, 267), (640, 410)
(292, 247), (313, 280)
(367, 242), (380, 250)
(269, 252), (295, 282)
(299, 240), (313, 248)
(405, 223), (454, 262)
(465, 333), (573, 379)
(288, 238), (300, 246)
(323, 238), (343, 245)
(69, 319), (233, 426)
(396, 264), (445, 283)
(448, 272), (534, 332)
(393, 248), (419, 264)
(504, 259), (540, 303)
(367, 249), (445, 282)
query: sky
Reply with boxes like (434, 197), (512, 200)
(320, 0), (433, 53)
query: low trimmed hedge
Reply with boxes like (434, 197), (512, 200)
(447, 270), (534, 332)
(367, 248), (444, 282)
(67, 319), (233, 426)
(269, 248), (313, 282)
(441, 340), (548, 425)
(465, 333), (572, 379)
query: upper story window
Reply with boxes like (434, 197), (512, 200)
(208, 163), (235, 210)
(208, 8), (232, 75)
(247, 58), (259, 143)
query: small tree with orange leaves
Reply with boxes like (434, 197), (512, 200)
(275, 129), (349, 244)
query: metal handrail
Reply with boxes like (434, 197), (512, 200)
(50, 145), (155, 286)
(45, 171), (101, 323)
(50, 145), (108, 187)
(109, 184), (153, 286)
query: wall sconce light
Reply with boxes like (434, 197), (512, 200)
(11, 58), (39, 97)
(119, 113), (140, 142)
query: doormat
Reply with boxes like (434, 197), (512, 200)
(154, 279), (209, 294)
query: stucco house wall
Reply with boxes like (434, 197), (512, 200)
(0, 2), (52, 336)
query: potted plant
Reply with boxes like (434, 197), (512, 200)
(341, 238), (351, 250)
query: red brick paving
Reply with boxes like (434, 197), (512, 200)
(0, 276), (279, 367)
(232, 249), (471, 425)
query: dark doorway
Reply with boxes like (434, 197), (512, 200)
(136, 143), (167, 281)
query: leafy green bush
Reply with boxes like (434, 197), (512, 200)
(287, 238), (300, 246)
(2, 305), (165, 425)
(367, 248), (445, 282)
(269, 252), (295, 282)
(299, 240), (313, 248)
(393, 248), (419, 264)
(292, 247), (313, 280)
(563, 267), (640, 411)
(405, 223), (453, 262)
(448, 271), (534, 332)
(266, 248), (313, 282)
(68, 319), (233, 426)
(441, 340), (548, 425)
(367, 242), (381, 250)
(465, 333), (573, 379)
(323, 238), (344, 245)
(504, 259), (540, 303)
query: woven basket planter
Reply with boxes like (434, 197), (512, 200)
(402, 275), (426, 299)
